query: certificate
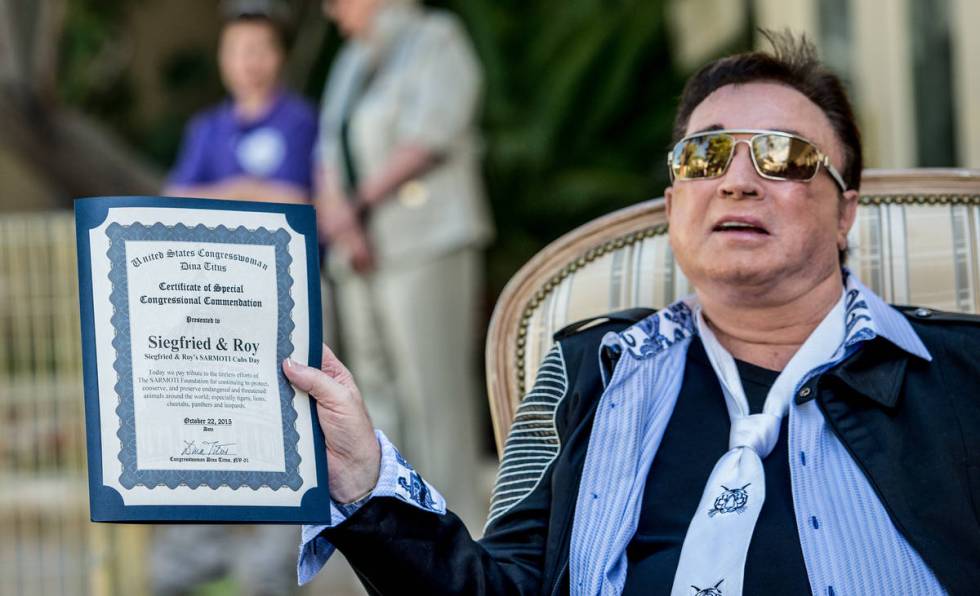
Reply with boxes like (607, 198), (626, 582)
(75, 196), (330, 523)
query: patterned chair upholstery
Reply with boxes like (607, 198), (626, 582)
(484, 168), (980, 454)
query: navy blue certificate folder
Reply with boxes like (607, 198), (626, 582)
(76, 196), (331, 523)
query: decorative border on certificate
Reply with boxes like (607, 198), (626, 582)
(105, 222), (302, 491)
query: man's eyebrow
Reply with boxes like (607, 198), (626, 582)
(688, 125), (806, 137)
(690, 124), (725, 135)
(774, 127), (803, 136)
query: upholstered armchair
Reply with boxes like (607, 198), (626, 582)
(485, 168), (980, 453)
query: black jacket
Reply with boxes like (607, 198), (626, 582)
(325, 306), (980, 595)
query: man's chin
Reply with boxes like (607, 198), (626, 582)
(687, 261), (787, 296)
(687, 257), (844, 308)
(691, 256), (770, 280)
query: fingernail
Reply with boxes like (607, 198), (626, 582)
(283, 357), (294, 369)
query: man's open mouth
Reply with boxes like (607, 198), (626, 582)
(713, 220), (769, 234)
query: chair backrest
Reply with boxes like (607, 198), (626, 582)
(484, 168), (980, 454)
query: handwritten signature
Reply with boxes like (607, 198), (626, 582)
(181, 440), (237, 456)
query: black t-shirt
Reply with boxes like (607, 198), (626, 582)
(622, 337), (810, 594)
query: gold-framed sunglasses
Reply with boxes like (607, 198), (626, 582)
(667, 129), (848, 192)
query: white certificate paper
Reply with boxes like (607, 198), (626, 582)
(76, 196), (330, 523)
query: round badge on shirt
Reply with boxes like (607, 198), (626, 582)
(236, 127), (286, 178)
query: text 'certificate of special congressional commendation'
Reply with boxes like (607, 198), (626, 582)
(75, 196), (330, 523)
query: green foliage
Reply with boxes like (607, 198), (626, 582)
(58, 0), (224, 167)
(142, 46), (224, 165)
(440, 0), (688, 293)
(59, 0), (139, 130)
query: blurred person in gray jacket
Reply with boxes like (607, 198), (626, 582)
(315, 0), (494, 531)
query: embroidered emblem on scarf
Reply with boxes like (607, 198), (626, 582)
(691, 580), (724, 596)
(708, 484), (751, 517)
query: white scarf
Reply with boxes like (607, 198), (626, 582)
(669, 295), (845, 595)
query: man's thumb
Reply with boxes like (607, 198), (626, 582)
(282, 358), (345, 404)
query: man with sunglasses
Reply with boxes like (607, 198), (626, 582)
(283, 32), (980, 595)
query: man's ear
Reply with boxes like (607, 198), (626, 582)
(837, 189), (859, 250)
(664, 186), (674, 219)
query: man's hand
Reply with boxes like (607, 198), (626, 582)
(282, 345), (380, 503)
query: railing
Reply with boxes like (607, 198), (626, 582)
(0, 211), (148, 596)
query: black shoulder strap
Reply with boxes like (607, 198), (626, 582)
(553, 307), (656, 341)
(893, 304), (980, 326)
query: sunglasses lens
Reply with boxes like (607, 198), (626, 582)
(672, 134), (734, 180)
(752, 134), (821, 180)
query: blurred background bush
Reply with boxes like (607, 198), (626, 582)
(4, 0), (691, 296)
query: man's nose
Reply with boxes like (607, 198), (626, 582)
(718, 141), (763, 198)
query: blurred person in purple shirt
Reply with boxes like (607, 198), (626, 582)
(165, 8), (317, 204)
(152, 6), (314, 596)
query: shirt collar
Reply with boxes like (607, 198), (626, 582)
(605, 270), (931, 363)
(602, 300), (696, 361)
(842, 270), (932, 362)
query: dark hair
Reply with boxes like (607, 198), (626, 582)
(222, 12), (286, 49)
(673, 30), (862, 193)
